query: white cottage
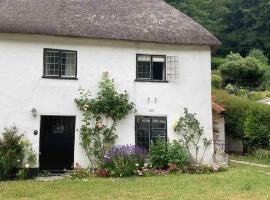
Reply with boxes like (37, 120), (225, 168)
(0, 0), (220, 173)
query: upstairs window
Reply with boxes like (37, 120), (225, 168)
(43, 49), (77, 79)
(136, 54), (166, 81)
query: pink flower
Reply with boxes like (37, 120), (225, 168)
(212, 163), (220, 171)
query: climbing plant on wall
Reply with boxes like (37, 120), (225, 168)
(75, 72), (135, 167)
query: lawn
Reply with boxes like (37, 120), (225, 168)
(0, 164), (270, 200)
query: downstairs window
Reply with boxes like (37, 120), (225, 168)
(135, 116), (167, 150)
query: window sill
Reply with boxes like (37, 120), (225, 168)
(135, 79), (168, 83)
(42, 76), (78, 80)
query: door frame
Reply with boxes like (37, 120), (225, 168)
(39, 115), (76, 173)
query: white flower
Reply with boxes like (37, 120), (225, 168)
(17, 159), (20, 163)
(135, 163), (139, 167)
(25, 164), (30, 168)
(96, 122), (103, 129)
(144, 163), (148, 167)
(212, 163), (220, 171)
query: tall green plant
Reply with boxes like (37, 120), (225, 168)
(173, 108), (212, 164)
(75, 73), (135, 167)
(149, 139), (189, 169)
(0, 127), (36, 180)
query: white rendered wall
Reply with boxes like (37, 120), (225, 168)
(0, 33), (214, 167)
(214, 117), (226, 151)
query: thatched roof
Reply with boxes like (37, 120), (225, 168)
(0, 0), (220, 49)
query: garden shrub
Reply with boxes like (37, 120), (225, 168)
(67, 163), (96, 180)
(167, 141), (189, 168)
(212, 74), (222, 89)
(149, 139), (168, 169)
(244, 104), (270, 143)
(149, 139), (189, 169)
(101, 145), (147, 177)
(213, 89), (270, 144)
(0, 127), (36, 180)
(16, 169), (30, 180)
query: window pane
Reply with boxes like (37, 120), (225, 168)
(151, 118), (166, 129)
(151, 130), (166, 138)
(152, 56), (165, 80)
(152, 57), (165, 62)
(137, 55), (151, 62)
(136, 117), (150, 129)
(167, 56), (179, 81)
(136, 117), (150, 150)
(61, 52), (76, 77)
(136, 129), (150, 150)
(44, 50), (60, 76)
(137, 55), (151, 79)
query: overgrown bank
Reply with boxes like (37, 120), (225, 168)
(213, 89), (270, 152)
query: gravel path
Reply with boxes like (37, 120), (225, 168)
(231, 160), (270, 168)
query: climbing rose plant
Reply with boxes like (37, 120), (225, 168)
(75, 72), (135, 167)
(173, 108), (212, 164)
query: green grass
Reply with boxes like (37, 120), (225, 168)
(0, 164), (270, 200)
(230, 154), (270, 165)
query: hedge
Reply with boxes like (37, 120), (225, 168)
(212, 89), (270, 144)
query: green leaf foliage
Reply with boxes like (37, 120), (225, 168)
(75, 73), (135, 167)
(212, 57), (226, 70)
(219, 53), (266, 86)
(212, 74), (223, 89)
(213, 89), (270, 143)
(149, 139), (189, 169)
(249, 49), (269, 65)
(166, 0), (270, 61)
(173, 108), (212, 163)
(0, 127), (36, 180)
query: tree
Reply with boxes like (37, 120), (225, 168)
(165, 0), (229, 35)
(219, 53), (265, 87)
(166, 0), (270, 60)
(248, 49), (269, 65)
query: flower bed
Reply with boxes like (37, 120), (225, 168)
(66, 143), (227, 180)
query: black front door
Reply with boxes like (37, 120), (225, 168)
(40, 116), (75, 172)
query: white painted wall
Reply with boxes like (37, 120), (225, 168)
(0, 33), (214, 167)
(214, 117), (226, 151)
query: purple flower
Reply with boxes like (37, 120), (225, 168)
(103, 145), (147, 164)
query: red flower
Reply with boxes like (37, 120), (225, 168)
(96, 169), (109, 177)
